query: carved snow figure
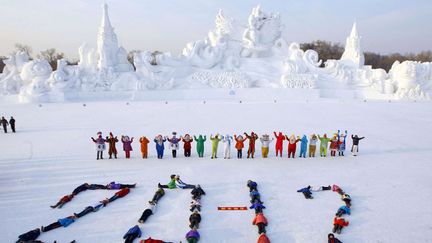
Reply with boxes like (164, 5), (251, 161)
(390, 61), (430, 100)
(0, 51), (29, 94)
(47, 59), (75, 91)
(19, 59), (52, 99)
(340, 23), (365, 68)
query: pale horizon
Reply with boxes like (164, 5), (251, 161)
(0, 0), (431, 59)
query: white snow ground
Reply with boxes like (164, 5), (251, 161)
(0, 99), (431, 243)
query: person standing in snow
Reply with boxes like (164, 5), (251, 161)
(330, 134), (339, 157)
(1, 116), (9, 133)
(273, 131), (285, 157)
(309, 134), (318, 157)
(121, 135), (134, 158)
(194, 135), (206, 158)
(139, 136), (150, 158)
(244, 132), (259, 158)
(154, 135), (167, 159)
(351, 135), (365, 156)
(182, 134), (193, 157)
(106, 132), (119, 159)
(260, 134), (273, 158)
(285, 134), (300, 158)
(91, 131), (106, 160)
(318, 134), (331, 157)
(210, 134), (221, 159)
(337, 130), (348, 156)
(167, 132), (181, 158)
(299, 135), (308, 158)
(234, 134), (247, 159)
(221, 134), (233, 159)
(9, 116), (16, 133)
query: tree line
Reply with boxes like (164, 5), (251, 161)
(1, 41), (431, 73)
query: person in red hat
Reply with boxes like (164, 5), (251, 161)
(245, 132), (259, 158)
(182, 134), (193, 157)
(273, 132), (285, 157)
(91, 131), (106, 160)
(332, 216), (349, 234)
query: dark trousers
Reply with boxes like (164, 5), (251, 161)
(120, 184), (135, 189)
(254, 207), (263, 214)
(338, 150), (344, 156)
(184, 148), (191, 157)
(42, 222), (61, 232)
(343, 199), (351, 207)
(139, 209), (153, 222)
(97, 151), (103, 159)
(190, 205), (201, 212)
(189, 219), (200, 229)
(172, 150), (177, 158)
(159, 184), (169, 189)
(237, 149), (242, 158)
(257, 223), (266, 234)
(248, 185), (257, 192)
(108, 195), (119, 203)
(303, 191), (312, 199)
(88, 184), (107, 190)
(332, 224), (343, 234)
(11, 124), (15, 132)
(124, 233), (140, 243)
(2, 125), (7, 133)
(335, 209), (345, 217)
(75, 206), (94, 218)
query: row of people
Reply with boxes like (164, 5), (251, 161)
(247, 180), (271, 243)
(1, 116), (16, 133)
(91, 131), (365, 160)
(332, 185), (351, 235)
(17, 187), (133, 243)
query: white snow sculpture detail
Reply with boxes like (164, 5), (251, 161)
(19, 59), (52, 96)
(340, 23), (365, 68)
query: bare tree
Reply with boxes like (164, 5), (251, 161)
(14, 43), (33, 57)
(37, 48), (64, 70)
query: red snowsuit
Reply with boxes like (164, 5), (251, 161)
(141, 238), (164, 243)
(115, 188), (130, 198)
(274, 132), (285, 157)
(252, 213), (268, 225)
(245, 132), (258, 158)
(60, 195), (73, 203)
(257, 233), (271, 243)
(286, 135), (300, 158)
(333, 217), (349, 227)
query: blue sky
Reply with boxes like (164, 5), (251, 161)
(0, 0), (430, 59)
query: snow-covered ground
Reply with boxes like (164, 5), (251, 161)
(0, 99), (431, 243)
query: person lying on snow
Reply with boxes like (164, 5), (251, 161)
(328, 233), (343, 243)
(332, 184), (344, 195)
(149, 188), (165, 205)
(310, 185), (331, 191)
(342, 193), (352, 207)
(333, 216), (349, 234)
(250, 189), (263, 204)
(106, 181), (136, 190)
(189, 211), (201, 229)
(140, 238), (171, 243)
(16, 228), (41, 243)
(191, 184), (206, 200)
(158, 175), (176, 189)
(257, 232), (271, 243)
(72, 183), (90, 195)
(351, 134), (365, 156)
(41, 215), (77, 232)
(247, 180), (258, 192)
(250, 201), (266, 214)
(190, 198), (201, 212)
(50, 194), (74, 208)
(335, 205), (351, 217)
(175, 175), (196, 189)
(123, 225), (141, 243)
(185, 227), (200, 243)
(74, 203), (104, 218)
(139, 202), (156, 223)
(252, 212), (268, 234)
(297, 186), (313, 199)
(101, 188), (130, 206)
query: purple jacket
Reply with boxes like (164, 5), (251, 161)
(107, 182), (121, 190)
(122, 138), (133, 151)
(93, 136), (106, 145)
(186, 230), (200, 239)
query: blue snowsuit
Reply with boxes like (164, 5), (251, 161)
(297, 186), (313, 199)
(336, 205), (351, 216)
(123, 225), (142, 243)
(247, 180), (258, 192)
(58, 217), (75, 227)
(154, 138), (166, 159)
(299, 135), (308, 158)
(250, 202), (266, 213)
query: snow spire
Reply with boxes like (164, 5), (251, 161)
(340, 22), (364, 67)
(97, 3), (119, 69)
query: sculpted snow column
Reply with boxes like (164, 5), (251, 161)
(340, 23), (365, 68)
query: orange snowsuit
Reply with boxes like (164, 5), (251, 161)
(252, 213), (268, 225)
(139, 137), (150, 158)
(257, 233), (271, 243)
(234, 135), (247, 150)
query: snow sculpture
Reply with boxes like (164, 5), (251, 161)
(390, 61), (430, 100)
(0, 51), (29, 94)
(78, 43), (97, 69)
(242, 5), (282, 57)
(47, 59), (75, 91)
(19, 59), (52, 96)
(340, 23), (365, 68)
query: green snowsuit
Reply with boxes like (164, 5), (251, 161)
(318, 135), (331, 157)
(210, 135), (221, 158)
(167, 179), (176, 189)
(194, 135), (206, 157)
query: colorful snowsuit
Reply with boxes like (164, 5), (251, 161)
(318, 135), (331, 157)
(221, 135), (233, 159)
(122, 136), (134, 158)
(194, 135), (206, 157)
(309, 135), (318, 157)
(182, 135), (193, 157)
(92, 135), (106, 159)
(245, 132), (258, 158)
(333, 217), (349, 234)
(299, 135), (308, 158)
(257, 233), (271, 243)
(210, 134), (221, 158)
(154, 137), (166, 159)
(168, 134), (181, 158)
(335, 205), (351, 217)
(286, 135), (300, 158)
(186, 229), (200, 243)
(260, 135), (273, 158)
(139, 136), (150, 158)
(234, 135), (247, 158)
(330, 137), (339, 157)
(274, 132), (285, 157)
(123, 225), (142, 243)
(337, 130), (347, 156)
(297, 186), (313, 199)
(253, 213), (268, 234)
(106, 135), (119, 159)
